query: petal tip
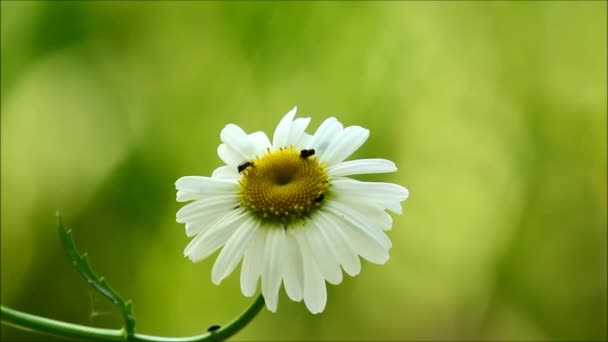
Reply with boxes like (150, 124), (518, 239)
(402, 187), (410, 201)
(211, 275), (222, 286)
(285, 106), (298, 119)
(306, 304), (325, 314)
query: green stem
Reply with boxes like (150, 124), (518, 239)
(56, 213), (136, 338)
(1, 305), (124, 341)
(0, 294), (265, 342)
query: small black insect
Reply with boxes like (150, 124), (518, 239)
(238, 161), (253, 173)
(300, 149), (315, 159)
(315, 194), (325, 202)
(207, 325), (221, 333)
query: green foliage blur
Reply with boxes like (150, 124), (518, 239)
(1, 1), (606, 341)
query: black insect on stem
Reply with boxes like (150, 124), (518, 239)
(207, 325), (221, 333)
(300, 149), (315, 159)
(238, 161), (253, 173)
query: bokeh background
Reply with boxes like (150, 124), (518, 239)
(1, 1), (606, 341)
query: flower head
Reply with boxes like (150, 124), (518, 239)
(176, 107), (409, 313)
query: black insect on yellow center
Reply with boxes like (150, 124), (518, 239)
(238, 146), (329, 224)
(300, 149), (315, 159)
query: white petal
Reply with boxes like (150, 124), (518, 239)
(212, 217), (260, 285)
(319, 126), (369, 166)
(326, 201), (392, 247)
(264, 288), (280, 313)
(185, 215), (223, 238)
(261, 226), (286, 312)
(332, 178), (408, 203)
(295, 229), (327, 314)
(211, 165), (240, 180)
(312, 117), (344, 158)
(283, 230), (304, 301)
(184, 209), (248, 262)
(333, 194), (395, 225)
(240, 228), (266, 297)
(324, 209), (390, 264)
(175, 176), (237, 205)
(217, 143), (245, 167)
(332, 179), (408, 215)
(220, 124), (256, 161)
(295, 133), (313, 150)
(175, 176), (237, 194)
(182, 208), (239, 237)
(325, 201), (391, 249)
(248, 131), (271, 156)
(176, 195), (238, 223)
(176, 191), (203, 202)
(272, 106), (297, 149)
(315, 211), (361, 276)
(327, 159), (397, 177)
(304, 221), (343, 285)
(288, 117), (311, 148)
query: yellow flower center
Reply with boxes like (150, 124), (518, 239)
(238, 146), (329, 224)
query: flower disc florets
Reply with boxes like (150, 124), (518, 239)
(238, 146), (329, 224)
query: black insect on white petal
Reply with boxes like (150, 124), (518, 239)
(300, 149), (315, 159)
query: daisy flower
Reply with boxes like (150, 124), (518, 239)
(175, 107), (409, 314)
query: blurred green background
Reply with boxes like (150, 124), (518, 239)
(1, 1), (606, 341)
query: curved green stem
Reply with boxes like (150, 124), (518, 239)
(1, 305), (124, 341)
(0, 294), (265, 342)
